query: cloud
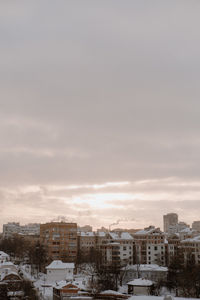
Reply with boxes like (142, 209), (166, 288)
(0, 1), (200, 229)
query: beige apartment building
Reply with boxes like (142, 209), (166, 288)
(181, 235), (200, 265)
(133, 226), (165, 265)
(40, 222), (77, 262)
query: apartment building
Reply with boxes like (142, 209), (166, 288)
(180, 235), (200, 265)
(40, 222), (77, 262)
(3, 223), (20, 238)
(77, 231), (96, 258)
(95, 231), (106, 250)
(134, 226), (165, 265)
(3, 222), (40, 238)
(166, 234), (180, 265)
(168, 222), (189, 235)
(178, 227), (198, 241)
(100, 232), (134, 267)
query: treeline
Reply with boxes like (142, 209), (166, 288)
(166, 255), (200, 298)
(0, 236), (48, 273)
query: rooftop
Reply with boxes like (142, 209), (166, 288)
(46, 260), (75, 269)
(127, 278), (153, 286)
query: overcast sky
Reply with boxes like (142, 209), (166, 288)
(1, 1), (200, 231)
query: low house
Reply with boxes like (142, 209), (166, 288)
(127, 278), (154, 295)
(46, 260), (74, 283)
(0, 262), (18, 274)
(53, 281), (79, 299)
(0, 270), (23, 295)
(122, 264), (168, 284)
(0, 251), (10, 263)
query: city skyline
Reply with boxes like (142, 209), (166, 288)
(1, 1), (200, 230)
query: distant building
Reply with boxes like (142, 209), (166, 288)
(3, 222), (40, 238)
(78, 225), (93, 232)
(181, 235), (200, 265)
(168, 221), (189, 235)
(163, 213), (178, 233)
(178, 227), (198, 241)
(40, 222), (77, 261)
(192, 221), (200, 232)
(3, 222), (20, 238)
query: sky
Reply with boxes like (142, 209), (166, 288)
(1, 1), (200, 231)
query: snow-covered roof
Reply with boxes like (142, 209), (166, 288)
(46, 260), (75, 270)
(123, 264), (168, 272)
(180, 227), (193, 233)
(1, 271), (21, 281)
(0, 262), (16, 269)
(181, 235), (200, 243)
(0, 251), (9, 257)
(0, 262), (14, 266)
(73, 279), (87, 291)
(127, 278), (153, 286)
(80, 232), (95, 237)
(100, 290), (125, 295)
(109, 232), (133, 240)
(134, 227), (162, 236)
(97, 231), (106, 237)
(128, 296), (199, 300)
(53, 280), (79, 290)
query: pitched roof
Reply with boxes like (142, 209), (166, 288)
(109, 232), (133, 240)
(46, 260), (75, 269)
(127, 278), (153, 286)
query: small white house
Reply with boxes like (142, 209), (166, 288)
(0, 262), (18, 274)
(0, 251), (10, 263)
(127, 278), (154, 295)
(46, 260), (74, 283)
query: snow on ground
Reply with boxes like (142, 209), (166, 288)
(20, 264), (53, 299)
(128, 297), (199, 300)
(118, 284), (128, 294)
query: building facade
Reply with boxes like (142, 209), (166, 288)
(40, 222), (77, 262)
(192, 221), (200, 232)
(163, 213), (178, 233)
(3, 222), (40, 238)
(134, 226), (165, 265)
